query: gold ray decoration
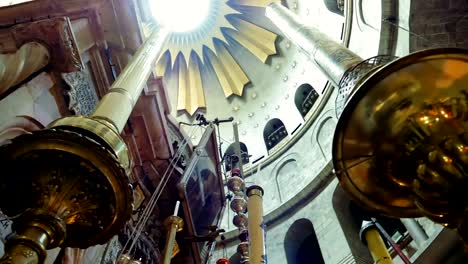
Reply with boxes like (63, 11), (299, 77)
(177, 54), (206, 115)
(167, 1), (240, 67)
(155, 51), (170, 77)
(236, 0), (280, 7)
(150, 0), (279, 115)
(210, 43), (250, 97)
(228, 18), (278, 62)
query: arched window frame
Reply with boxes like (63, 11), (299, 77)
(263, 118), (288, 152)
(294, 83), (319, 118)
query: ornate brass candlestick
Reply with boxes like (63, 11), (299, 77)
(266, 3), (468, 242)
(0, 28), (168, 263)
(162, 215), (184, 264)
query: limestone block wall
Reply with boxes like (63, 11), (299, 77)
(219, 86), (338, 233)
(209, 0), (468, 263)
(218, 0), (391, 236)
(0, 72), (61, 126)
(212, 177), (355, 264)
(410, 0), (468, 50)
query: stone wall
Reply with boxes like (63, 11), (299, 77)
(0, 72), (61, 126)
(209, 0), (468, 263)
(410, 0), (468, 51)
(212, 179), (355, 264)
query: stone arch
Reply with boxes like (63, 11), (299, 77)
(271, 152), (301, 203)
(294, 83), (319, 118)
(263, 118), (288, 152)
(332, 185), (374, 263)
(284, 218), (325, 264)
(357, 0), (382, 31)
(313, 110), (336, 161)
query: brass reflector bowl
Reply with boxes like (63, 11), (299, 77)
(0, 126), (133, 248)
(333, 48), (468, 225)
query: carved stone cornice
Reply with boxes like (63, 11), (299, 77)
(9, 17), (84, 72)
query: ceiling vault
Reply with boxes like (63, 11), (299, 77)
(148, 0), (279, 115)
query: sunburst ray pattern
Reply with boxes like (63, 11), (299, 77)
(208, 40), (250, 97)
(236, 0), (279, 7)
(149, 0), (279, 115)
(176, 52), (206, 114)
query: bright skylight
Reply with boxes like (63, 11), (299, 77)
(150, 0), (211, 32)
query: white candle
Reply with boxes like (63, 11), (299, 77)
(173, 201), (180, 216)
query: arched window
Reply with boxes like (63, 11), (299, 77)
(263, 119), (288, 152)
(284, 219), (325, 264)
(223, 142), (249, 172)
(324, 0), (344, 16)
(294, 84), (318, 118)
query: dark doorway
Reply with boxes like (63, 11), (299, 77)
(284, 219), (325, 264)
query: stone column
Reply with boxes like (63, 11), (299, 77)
(92, 28), (169, 132)
(400, 219), (428, 247)
(247, 186), (266, 264)
(0, 17), (84, 97)
(265, 2), (362, 86)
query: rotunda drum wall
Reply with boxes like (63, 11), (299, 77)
(275, 158), (302, 203)
(360, 0), (382, 30)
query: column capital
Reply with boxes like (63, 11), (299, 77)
(247, 185), (264, 197)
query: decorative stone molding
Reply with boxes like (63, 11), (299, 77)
(0, 17), (84, 96)
(62, 71), (99, 116)
(10, 17), (84, 73)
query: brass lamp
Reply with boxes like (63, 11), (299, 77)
(0, 27), (168, 263)
(265, 2), (468, 242)
(332, 48), (468, 239)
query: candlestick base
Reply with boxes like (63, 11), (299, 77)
(0, 116), (133, 261)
